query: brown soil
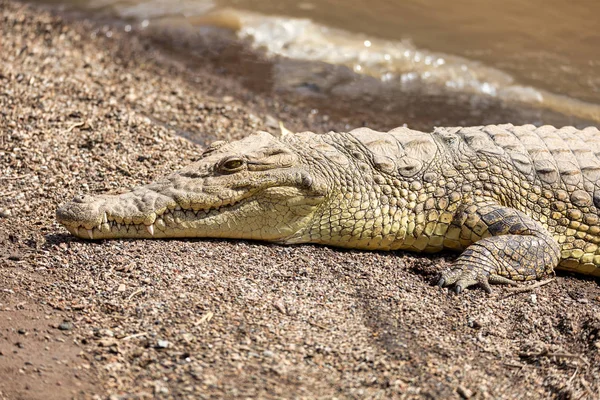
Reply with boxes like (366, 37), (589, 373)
(1, 1), (599, 399)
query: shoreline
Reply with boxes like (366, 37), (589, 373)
(28, 0), (600, 126)
(1, 1), (599, 398)
(34, 0), (599, 133)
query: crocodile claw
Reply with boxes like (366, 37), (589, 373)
(437, 265), (513, 294)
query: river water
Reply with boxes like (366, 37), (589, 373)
(33, 0), (600, 125)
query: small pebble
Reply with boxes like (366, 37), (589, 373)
(262, 350), (274, 358)
(466, 317), (481, 329)
(529, 294), (537, 304)
(95, 329), (114, 338)
(58, 321), (73, 331)
(457, 384), (474, 399)
(264, 115), (279, 129)
(181, 333), (195, 343)
(273, 299), (287, 315)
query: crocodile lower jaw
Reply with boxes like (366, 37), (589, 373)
(66, 203), (236, 240)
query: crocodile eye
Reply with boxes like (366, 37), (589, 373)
(219, 157), (245, 173)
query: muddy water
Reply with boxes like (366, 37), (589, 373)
(33, 0), (600, 125)
(222, 0), (600, 102)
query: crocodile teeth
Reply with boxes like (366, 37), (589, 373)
(146, 224), (155, 236)
(87, 229), (94, 239)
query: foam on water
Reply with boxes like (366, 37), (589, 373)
(219, 10), (599, 123)
(84, 0), (216, 18)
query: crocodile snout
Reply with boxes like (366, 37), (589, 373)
(56, 195), (107, 231)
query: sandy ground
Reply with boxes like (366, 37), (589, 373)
(1, 1), (600, 399)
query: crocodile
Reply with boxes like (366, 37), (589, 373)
(56, 124), (600, 292)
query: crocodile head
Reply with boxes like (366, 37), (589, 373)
(56, 131), (328, 241)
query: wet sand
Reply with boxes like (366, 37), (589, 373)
(1, 1), (599, 399)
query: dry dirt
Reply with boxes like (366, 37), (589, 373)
(1, 1), (599, 399)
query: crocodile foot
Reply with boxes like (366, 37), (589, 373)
(437, 203), (560, 294)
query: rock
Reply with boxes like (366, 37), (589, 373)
(529, 294), (537, 304)
(264, 115), (279, 129)
(181, 333), (195, 343)
(98, 338), (118, 347)
(262, 350), (274, 358)
(457, 385), (474, 399)
(94, 328), (114, 338)
(273, 299), (287, 315)
(58, 321), (73, 331)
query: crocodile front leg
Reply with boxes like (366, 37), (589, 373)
(438, 201), (560, 293)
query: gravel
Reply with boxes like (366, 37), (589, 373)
(1, 1), (599, 399)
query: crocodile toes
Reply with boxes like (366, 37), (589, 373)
(437, 266), (515, 294)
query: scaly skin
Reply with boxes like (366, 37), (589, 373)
(56, 124), (600, 292)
